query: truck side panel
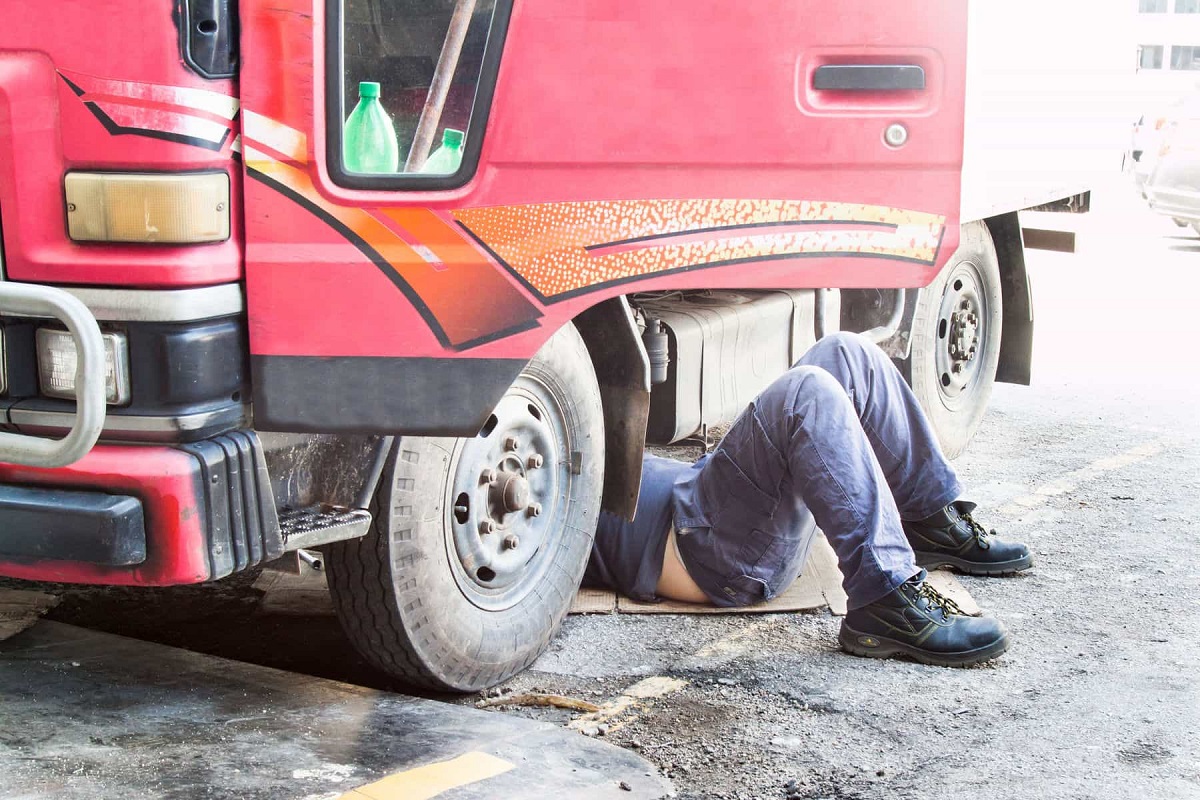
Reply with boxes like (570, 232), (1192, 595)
(241, 0), (969, 433)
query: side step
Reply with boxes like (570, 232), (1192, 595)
(279, 505), (372, 550)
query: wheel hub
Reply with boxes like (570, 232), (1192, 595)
(934, 263), (988, 404)
(947, 306), (980, 372)
(448, 391), (564, 605)
(492, 470), (531, 515)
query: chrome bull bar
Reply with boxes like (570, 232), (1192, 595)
(0, 283), (106, 467)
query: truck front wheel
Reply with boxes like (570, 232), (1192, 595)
(324, 323), (605, 692)
(901, 221), (1003, 459)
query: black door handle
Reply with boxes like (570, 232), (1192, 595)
(812, 64), (926, 91)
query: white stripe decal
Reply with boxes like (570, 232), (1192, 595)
(242, 143), (272, 171)
(61, 70), (239, 119)
(95, 102), (232, 147)
(242, 110), (307, 163)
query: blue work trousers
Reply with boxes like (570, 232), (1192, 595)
(673, 332), (962, 610)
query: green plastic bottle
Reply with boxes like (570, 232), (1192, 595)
(420, 128), (465, 174)
(343, 81), (399, 174)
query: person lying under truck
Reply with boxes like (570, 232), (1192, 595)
(584, 332), (1032, 667)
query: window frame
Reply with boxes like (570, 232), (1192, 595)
(1139, 44), (1165, 69)
(1139, 0), (1167, 12)
(1177, 0), (1200, 12)
(324, 0), (514, 191)
(1171, 44), (1200, 69)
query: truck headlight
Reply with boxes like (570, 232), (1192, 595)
(64, 172), (230, 244)
(36, 328), (131, 405)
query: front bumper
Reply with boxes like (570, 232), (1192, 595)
(0, 484), (145, 566)
(1, 283), (250, 448)
(1147, 186), (1200, 224)
(0, 282), (106, 467)
(0, 431), (281, 585)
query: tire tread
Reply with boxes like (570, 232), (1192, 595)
(324, 323), (603, 692)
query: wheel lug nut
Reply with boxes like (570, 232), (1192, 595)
(527, 503), (542, 517)
(479, 520), (496, 535)
(526, 454), (543, 469)
(481, 468), (498, 485)
(502, 534), (520, 550)
(504, 436), (519, 452)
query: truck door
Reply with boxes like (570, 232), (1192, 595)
(239, 0), (967, 435)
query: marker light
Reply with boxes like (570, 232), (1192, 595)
(36, 328), (131, 405)
(64, 172), (230, 244)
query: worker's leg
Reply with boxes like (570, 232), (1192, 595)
(674, 362), (920, 610)
(673, 332), (1013, 664)
(798, 332), (1031, 576)
(792, 332), (961, 520)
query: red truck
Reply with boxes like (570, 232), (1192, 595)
(0, 0), (1121, 690)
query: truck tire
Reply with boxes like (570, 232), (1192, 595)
(900, 221), (1002, 459)
(324, 323), (605, 692)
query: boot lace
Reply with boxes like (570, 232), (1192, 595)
(916, 581), (963, 618)
(959, 510), (996, 550)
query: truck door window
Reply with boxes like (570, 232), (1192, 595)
(327, 0), (508, 189)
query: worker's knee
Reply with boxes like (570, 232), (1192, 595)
(780, 364), (851, 408)
(795, 331), (889, 381)
(807, 331), (876, 364)
(826, 330), (873, 353)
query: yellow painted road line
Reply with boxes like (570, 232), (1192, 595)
(337, 752), (513, 800)
(692, 619), (773, 659)
(998, 439), (1168, 517)
(568, 675), (689, 734)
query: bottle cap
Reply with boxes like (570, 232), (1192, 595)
(359, 81), (380, 98)
(442, 128), (465, 148)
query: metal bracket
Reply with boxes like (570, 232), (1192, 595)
(858, 288), (907, 345)
(0, 283), (106, 467)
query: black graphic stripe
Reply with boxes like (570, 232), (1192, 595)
(246, 168), (540, 351)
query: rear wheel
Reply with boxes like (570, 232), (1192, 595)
(325, 323), (604, 692)
(899, 221), (1002, 459)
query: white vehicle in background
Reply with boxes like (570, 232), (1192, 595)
(1144, 99), (1200, 235)
(1133, 93), (1200, 199)
(1130, 112), (1166, 195)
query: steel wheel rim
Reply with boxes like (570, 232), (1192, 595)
(445, 375), (568, 611)
(934, 260), (989, 411)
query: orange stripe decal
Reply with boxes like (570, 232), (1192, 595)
(244, 145), (541, 349)
(453, 200), (946, 301)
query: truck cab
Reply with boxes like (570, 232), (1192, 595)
(0, 0), (1081, 691)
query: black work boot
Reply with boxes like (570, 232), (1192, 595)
(839, 571), (1010, 667)
(903, 501), (1032, 576)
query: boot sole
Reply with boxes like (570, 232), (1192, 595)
(838, 624), (1010, 668)
(913, 551), (1033, 577)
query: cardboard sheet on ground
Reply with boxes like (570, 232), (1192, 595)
(256, 534), (980, 618)
(568, 535), (980, 617)
(570, 534), (847, 615)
